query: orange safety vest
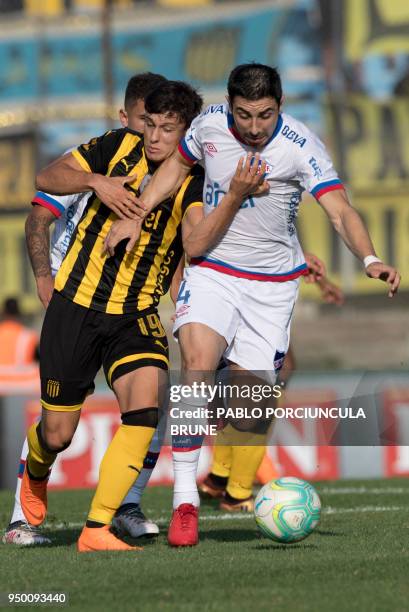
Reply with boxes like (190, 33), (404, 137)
(0, 320), (40, 393)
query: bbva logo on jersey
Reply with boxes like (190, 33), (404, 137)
(201, 104), (225, 116)
(281, 124), (306, 148)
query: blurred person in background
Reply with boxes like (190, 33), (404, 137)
(0, 297), (39, 391)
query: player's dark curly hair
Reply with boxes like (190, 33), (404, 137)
(144, 81), (203, 128)
(227, 63), (282, 106)
(124, 72), (167, 109)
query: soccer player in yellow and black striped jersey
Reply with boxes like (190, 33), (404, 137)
(55, 129), (204, 315)
(20, 81), (208, 552)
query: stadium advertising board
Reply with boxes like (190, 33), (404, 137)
(383, 389), (409, 477)
(25, 393), (341, 489)
(22, 384), (409, 488)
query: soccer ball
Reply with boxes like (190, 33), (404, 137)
(254, 477), (321, 543)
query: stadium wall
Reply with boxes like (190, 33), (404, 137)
(2, 371), (409, 489)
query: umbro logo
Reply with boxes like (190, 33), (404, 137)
(205, 143), (218, 157)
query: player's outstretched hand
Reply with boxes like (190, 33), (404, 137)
(229, 152), (269, 202)
(365, 262), (401, 298)
(92, 175), (143, 219)
(304, 252), (326, 283)
(103, 218), (142, 256)
(318, 278), (345, 305)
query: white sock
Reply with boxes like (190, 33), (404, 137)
(10, 438), (29, 524)
(121, 412), (166, 507)
(171, 392), (208, 509)
(173, 446), (202, 509)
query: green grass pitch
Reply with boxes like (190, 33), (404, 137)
(1, 479), (409, 611)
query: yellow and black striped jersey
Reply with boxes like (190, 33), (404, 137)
(55, 128), (203, 314)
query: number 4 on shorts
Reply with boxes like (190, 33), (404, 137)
(177, 280), (191, 304)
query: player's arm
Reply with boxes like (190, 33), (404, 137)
(182, 153), (268, 258)
(36, 152), (98, 194)
(102, 152), (199, 257)
(36, 136), (140, 219)
(103, 152), (267, 256)
(318, 189), (400, 297)
(299, 133), (400, 297)
(102, 117), (206, 251)
(25, 205), (55, 309)
(137, 112), (207, 217)
(138, 148), (193, 215)
(101, 147), (193, 253)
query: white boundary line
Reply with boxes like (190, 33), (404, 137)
(320, 487), (408, 495)
(44, 505), (406, 530)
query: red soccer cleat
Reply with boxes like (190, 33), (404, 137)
(167, 503), (199, 547)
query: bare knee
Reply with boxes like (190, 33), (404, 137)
(41, 420), (75, 453)
(178, 323), (226, 373)
(181, 350), (214, 372)
(180, 339), (222, 372)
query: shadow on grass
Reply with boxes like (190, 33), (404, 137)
(121, 534), (160, 548)
(199, 497), (221, 508)
(254, 542), (318, 551)
(201, 528), (260, 543)
(315, 529), (346, 537)
(21, 528), (82, 548)
(40, 527), (161, 549)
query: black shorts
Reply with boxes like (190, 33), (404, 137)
(40, 291), (169, 411)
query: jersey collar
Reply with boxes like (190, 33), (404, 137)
(126, 127), (143, 136)
(227, 111), (283, 148)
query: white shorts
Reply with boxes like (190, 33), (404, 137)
(173, 266), (299, 383)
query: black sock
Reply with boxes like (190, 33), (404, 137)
(86, 520), (106, 529)
(208, 473), (228, 488)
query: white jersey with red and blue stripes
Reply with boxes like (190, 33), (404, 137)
(31, 191), (90, 276)
(178, 103), (344, 282)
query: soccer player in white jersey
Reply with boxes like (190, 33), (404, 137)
(2, 72), (167, 546)
(104, 63), (400, 547)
